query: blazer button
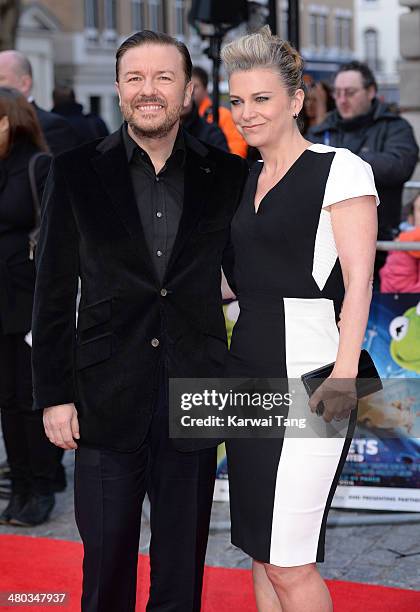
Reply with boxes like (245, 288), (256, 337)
(151, 338), (160, 348)
(160, 288), (168, 297)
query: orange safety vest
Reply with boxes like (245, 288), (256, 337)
(198, 96), (248, 158)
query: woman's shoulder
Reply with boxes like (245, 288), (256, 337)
(307, 143), (365, 163)
(308, 143), (375, 180)
(311, 144), (379, 208)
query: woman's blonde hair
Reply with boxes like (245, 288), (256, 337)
(221, 25), (304, 97)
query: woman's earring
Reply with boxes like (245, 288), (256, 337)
(293, 113), (298, 119)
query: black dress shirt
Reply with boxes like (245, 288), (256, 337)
(122, 124), (185, 283)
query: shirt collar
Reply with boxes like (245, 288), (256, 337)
(122, 122), (186, 168)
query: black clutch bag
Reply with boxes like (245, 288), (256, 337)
(301, 349), (383, 415)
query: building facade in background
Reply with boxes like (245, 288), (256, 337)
(15, 1), (409, 130)
(354, 0), (408, 104)
(291, 0), (354, 81)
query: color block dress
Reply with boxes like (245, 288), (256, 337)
(225, 144), (379, 567)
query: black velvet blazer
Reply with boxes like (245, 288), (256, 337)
(32, 127), (248, 452)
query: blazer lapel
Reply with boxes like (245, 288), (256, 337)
(166, 135), (216, 277)
(91, 129), (157, 281)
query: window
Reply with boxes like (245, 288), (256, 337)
(280, 8), (288, 41)
(364, 28), (379, 71)
(318, 15), (327, 47)
(335, 16), (352, 50)
(90, 96), (101, 116)
(149, 0), (163, 31)
(175, 0), (186, 37)
(104, 0), (117, 30)
(132, 0), (144, 31)
(85, 0), (98, 29)
(309, 13), (328, 49)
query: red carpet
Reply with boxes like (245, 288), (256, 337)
(0, 535), (418, 611)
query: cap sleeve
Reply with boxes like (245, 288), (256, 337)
(322, 148), (379, 208)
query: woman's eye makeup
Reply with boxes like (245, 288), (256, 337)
(229, 97), (269, 105)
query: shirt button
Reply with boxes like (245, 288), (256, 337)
(151, 338), (160, 348)
(156, 211), (163, 218)
(156, 250), (163, 257)
(155, 176), (160, 182)
(160, 288), (168, 297)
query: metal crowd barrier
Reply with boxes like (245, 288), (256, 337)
(377, 242), (420, 251)
(404, 181), (420, 190)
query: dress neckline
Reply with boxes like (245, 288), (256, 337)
(253, 145), (313, 214)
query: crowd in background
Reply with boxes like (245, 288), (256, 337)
(0, 44), (419, 527)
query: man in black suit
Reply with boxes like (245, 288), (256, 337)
(0, 50), (79, 155)
(32, 31), (247, 612)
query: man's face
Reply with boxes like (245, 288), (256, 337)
(116, 44), (192, 139)
(333, 70), (375, 120)
(0, 52), (31, 97)
(191, 76), (207, 106)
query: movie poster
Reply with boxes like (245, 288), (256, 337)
(334, 293), (420, 511)
(216, 295), (420, 511)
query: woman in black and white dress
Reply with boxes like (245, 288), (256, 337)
(221, 28), (378, 611)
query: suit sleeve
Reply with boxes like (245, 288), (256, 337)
(45, 116), (80, 155)
(31, 158), (79, 410)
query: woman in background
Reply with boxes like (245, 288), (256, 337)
(380, 192), (420, 293)
(0, 87), (55, 526)
(300, 79), (335, 136)
(222, 28), (378, 611)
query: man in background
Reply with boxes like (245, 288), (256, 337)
(192, 65), (248, 158)
(0, 50), (78, 155)
(181, 98), (228, 151)
(52, 85), (109, 145)
(309, 61), (419, 277)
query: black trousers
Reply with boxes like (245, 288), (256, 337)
(74, 379), (216, 612)
(0, 330), (61, 495)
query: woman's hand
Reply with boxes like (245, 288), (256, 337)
(308, 375), (357, 423)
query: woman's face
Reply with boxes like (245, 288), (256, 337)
(0, 114), (9, 155)
(228, 68), (303, 149)
(304, 88), (317, 119)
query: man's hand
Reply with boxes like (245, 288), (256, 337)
(43, 403), (80, 450)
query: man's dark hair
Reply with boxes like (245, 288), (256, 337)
(116, 30), (192, 83)
(53, 85), (76, 106)
(335, 60), (377, 92)
(191, 66), (209, 89)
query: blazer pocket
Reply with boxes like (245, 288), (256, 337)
(78, 298), (112, 332)
(197, 217), (231, 233)
(76, 332), (113, 370)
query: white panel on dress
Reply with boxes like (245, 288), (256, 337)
(309, 144), (379, 290)
(269, 297), (345, 567)
(312, 209), (338, 291)
(308, 145), (380, 208)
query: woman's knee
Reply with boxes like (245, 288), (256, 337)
(264, 562), (316, 591)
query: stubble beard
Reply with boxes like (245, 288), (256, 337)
(122, 98), (184, 139)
